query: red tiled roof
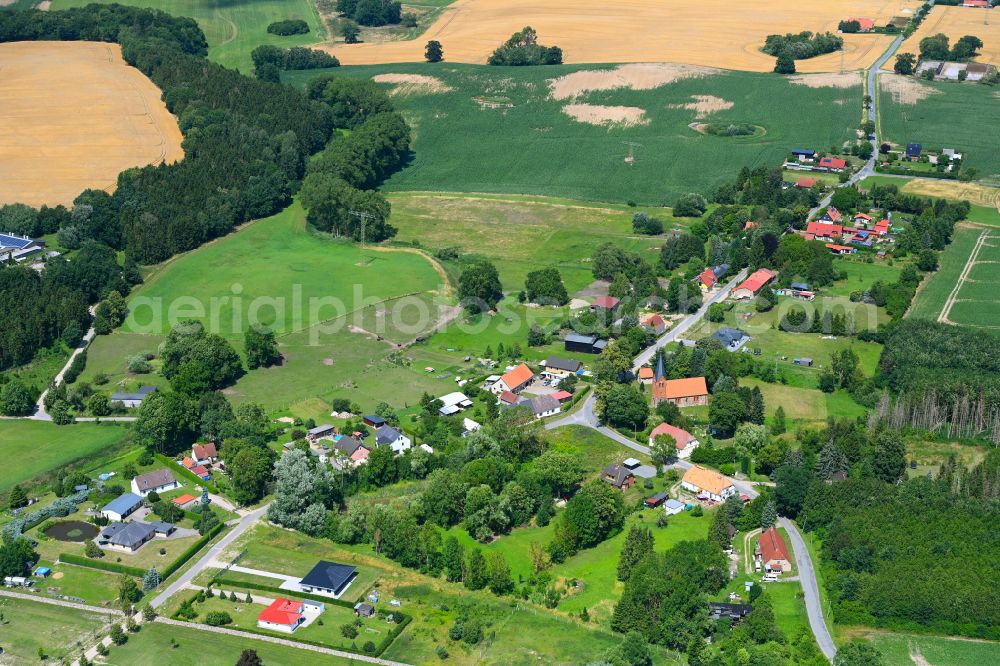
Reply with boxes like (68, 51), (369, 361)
(759, 526), (791, 564)
(653, 377), (708, 401)
(649, 422), (696, 449)
(825, 243), (854, 252)
(258, 599), (303, 626)
(646, 314), (666, 331)
(499, 390), (519, 405)
(638, 367), (654, 379)
(853, 212), (872, 221)
(820, 157), (847, 169)
(551, 390), (573, 401)
(849, 17), (875, 30)
(795, 177), (817, 188)
(171, 494), (197, 506)
(500, 363), (534, 390)
(592, 296), (620, 309)
(190, 465), (209, 477)
(735, 268), (777, 294)
(181, 457), (195, 469)
(698, 268), (718, 288)
(874, 219), (890, 234)
(193, 443), (217, 460)
(823, 207), (843, 222)
(806, 222), (843, 238)
(744, 221), (759, 231)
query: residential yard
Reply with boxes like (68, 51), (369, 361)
(0, 596), (110, 663)
(285, 64), (860, 205)
(825, 258), (904, 298)
(51, 0), (325, 72)
(0, 421), (130, 495)
(31, 559), (130, 607)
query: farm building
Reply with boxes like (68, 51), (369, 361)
(681, 465), (736, 502)
(790, 148), (816, 162)
(564, 333), (607, 354)
(490, 363), (534, 395)
(648, 422), (699, 458)
(731, 269), (777, 300)
(601, 463), (635, 491)
(757, 526), (793, 573)
(0, 233), (44, 262)
(438, 391), (473, 414)
(905, 143), (922, 160)
(846, 17), (875, 31)
(363, 415), (386, 428)
(299, 561), (358, 598)
(711, 327), (750, 352)
(793, 358), (813, 366)
(110, 385), (157, 409)
(130, 469), (179, 497)
(100, 492), (142, 522)
(709, 602), (753, 622)
(375, 425), (411, 454)
(498, 390), (520, 407)
(963, 0), (990, 7)
(542, 356), (582, 378)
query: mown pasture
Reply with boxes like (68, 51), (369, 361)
(51, 0), (324, 71)
(0, 597), (108, 664)
(878, 76), (1000, 181)
(285, 64), (860, 204)
(862, 630), (1000, 666)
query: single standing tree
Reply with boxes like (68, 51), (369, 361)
(774, 53), (796, 74)
(236, 650), (264, 666)
(7, 484), (27, 510)
(457, 261), (503, 313)
(760, 500), (777, 529)
(709, 506), (732, 550)
(617, 525), (654, 581)
(464, 548), (488, 590)
(487, 551), (514, 595)
(425, 39), (443, 62)
(244, 324), (280, 369)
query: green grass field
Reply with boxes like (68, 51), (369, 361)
(909, 224), (1000, 327)
(387, 191), (675, 292)
(879, 77), (1000, 182)
(0, 421), (129, 494)
(51, 0), (324, 71)
(0, 597), (109, 663)
(861, 631), (1000, 666)
(285, 64), (860, 204)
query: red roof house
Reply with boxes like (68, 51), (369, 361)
(821, 207), (843, 223)
(825, 243), (856, 255)
(257, 599), (306, 633)
(819, 157), (847, 171)
(171, 493), (197, 508)
(181, 457), (195, 469)
(499, 390), (520, 406)
(648, 422), (700, 458)
(874, 219), (890, 235)
(551, 390), (573, 402)
(795, 177), (817, 188)
(591, 296), (620, 311)
(732, 268), (777, 299)
(697, 268), (718, 289)
(806, 221), (843, 240)
(848, 17), (875, 31)
(964, 0), (990, 8)
(494, 363), (534, 394)
(644, 313), (667, 333)
(758, 527), (792, 573)
(192, 443), (218, 463)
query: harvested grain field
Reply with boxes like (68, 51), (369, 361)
(562, 103), (648, 127)
(0, 41), (184, 207)
(879, 73), (941, 104)
(901, 5), (1000, 68)
(321, 0), (921, 71)
(900, 180), (1000, 212)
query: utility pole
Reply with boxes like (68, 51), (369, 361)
(348, 210), (376, 266)
(622, 141), (642, 165)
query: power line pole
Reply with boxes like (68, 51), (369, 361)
(622, 141), (642, 165)
(348, 210), (376, 266)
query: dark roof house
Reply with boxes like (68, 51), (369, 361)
(709, 602), (753, 622)
(98, 522), (157, 550)
(601, 463), (635, 490)
(375, 425), (404, 446)
(132, 469), (177, 494)
(544, 356), (582, 373)
(712, 327), (748, 350)
(300, 560), (358, 597)
(905, 143), (922, 158)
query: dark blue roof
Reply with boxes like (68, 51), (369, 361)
(791, 148), (816, 155)
(0, 233), (36, 250)
(905, 143), (922, 156)
(300, 560), (358, 592)
(712, 327), (747, 347)
(102, 493), (142, 516)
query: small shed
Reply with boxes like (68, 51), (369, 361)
(354, 602), (376, 618)
(793, 358), (813, 367)
(644, 492), (669, 508)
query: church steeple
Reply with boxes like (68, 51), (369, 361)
(654, 354), (665, 381)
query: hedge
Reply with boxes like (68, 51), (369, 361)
(161, 521), (225, 578)
(210, 574), (357, 609)
(59, 553), (145, 577)
(154, 453), (221, 494)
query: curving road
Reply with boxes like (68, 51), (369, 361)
(544, 267), (837, 661)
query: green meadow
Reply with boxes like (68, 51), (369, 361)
(286, 64), (860, 204)
(51, 0), (324, 71)
(908, 224), (989, 322)
(0, 597), (109, 664)
(862, 631), (1000, 666)
(0, 421), (130, 494)
(878, 77), (1000, 181)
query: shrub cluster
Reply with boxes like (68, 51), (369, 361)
(487, 26), (562, 66)
(763, 31), (843, 59)
(266, 19), (310, 36)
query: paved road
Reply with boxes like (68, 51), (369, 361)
(150, 503), (269, 608)
(781, 516), (837, 661)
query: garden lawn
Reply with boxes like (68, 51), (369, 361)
(0, 597), (109, 663)
(825, 258), (903, 298)
(285, 64), (860, 204)
(51, 0), (324, 72)
(879, 77), (1000, 181)
(863, 631), (1000, 666)
(102, 619), (365, 665)
(32, 559), (130, 606)
(0, 421), (129, 494)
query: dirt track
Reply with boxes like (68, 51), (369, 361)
(0, 41), (184, 207)
(322, 0), (921, 70)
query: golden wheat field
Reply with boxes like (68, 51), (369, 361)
(0, 41), (184, 207)
(323, 0), (922, 70)
(901, 5), (1000, 67)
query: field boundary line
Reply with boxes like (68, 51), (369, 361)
(938, 229), (990, 324)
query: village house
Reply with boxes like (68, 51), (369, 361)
(526, 394), (561, 419)
(98, 520), (174, 553)
(638, 367), (654, 384)
(805, 221), (843, 242)
(819, 207), (843, 223)
(601, 463), (635, 491)
(498, 390), (520, 407)
(731, 268), (777, 300)
(334, 436), (370, 467)
(591, 296), (620, 312)
(757, 526), (793, 573)
(0, 233), (45, 263)
(697, 268), (718, 290)
(642, 313), (667, 334)
(375, 425), (411, 454)
(438, 391), (473, 415)
(100, 492), (143, 522)
(192, 442), (218, 465)
(825, 243), (857, 255)
(711, 327), (750, 352)
(846, 17), (875, 31)
(819, 156), (847, 172)
(648, 422), (700, 458)
(490, 363), (534, 395)
(257, 598), (325, 633)
(681, 465), (736, 502)
(542, 356), (582, 378)
(306, 424), (336, 444)
(110, 386), (157, 409)
(130, 469), (179, 497)
(794, 176), (817, 189)
(298, 560), (358, 598)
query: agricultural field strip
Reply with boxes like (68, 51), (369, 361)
(939, 229), (1000, 325)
